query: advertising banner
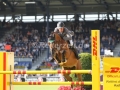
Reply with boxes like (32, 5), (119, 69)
(103, 57), (120, 90)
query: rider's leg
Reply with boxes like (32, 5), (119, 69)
(69, 39), (73, 46)
(72, 47), (80, 59)
(69, 40), (80, 59)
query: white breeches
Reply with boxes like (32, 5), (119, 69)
(69, 39), (73, 46)
(66, 34), (73, 46)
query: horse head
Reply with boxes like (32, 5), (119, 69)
(48, 32), (68, 52)
(48, 32), (62, 42)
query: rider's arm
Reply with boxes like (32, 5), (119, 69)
(63, 28), (72, 40)
(65, 27), (74, 36)
(69, 31), (74, 36)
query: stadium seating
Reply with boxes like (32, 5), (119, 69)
(1, 20), (120, 69)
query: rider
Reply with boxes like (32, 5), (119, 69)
(54, 21), (80, 60)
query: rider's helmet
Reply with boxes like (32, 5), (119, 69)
(57, 22), (65, 28)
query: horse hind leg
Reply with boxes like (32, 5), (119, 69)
(76, 60), (82, 81)
(75, 60), (83, 89)
(62, 67), (74, 89)
(63, 74), (74, 89)
(63, 73), (72, 82)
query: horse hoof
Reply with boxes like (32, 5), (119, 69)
(59, 62), (64, 66)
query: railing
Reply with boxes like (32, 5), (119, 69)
(15, 57), (32, 62)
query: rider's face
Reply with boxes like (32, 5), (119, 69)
(58, 27), (64, 33)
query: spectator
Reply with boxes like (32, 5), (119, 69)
(0, 20), (2, 28)
(84, 42), (90, 50)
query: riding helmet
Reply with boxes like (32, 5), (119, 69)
(57, 22), (65, 28)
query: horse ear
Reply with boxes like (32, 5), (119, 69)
(48, 42), (50, 46)
(48, 35), (51, 38)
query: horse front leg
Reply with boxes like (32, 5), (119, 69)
(58, 59), (67, 67)
(59, 51), (68, 67)
(53, 53), (68, 67)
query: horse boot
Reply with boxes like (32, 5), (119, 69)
(70, 46), (80, 60)
(62, 50), (66, 62)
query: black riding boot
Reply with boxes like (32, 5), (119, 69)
(70, 46), (80, 59)
(62, 50), (66, 62)
(50, 58), (55, 62)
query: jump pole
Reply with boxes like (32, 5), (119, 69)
(0, 70), (103, 74)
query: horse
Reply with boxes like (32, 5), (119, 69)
(48, 32), (82, 89)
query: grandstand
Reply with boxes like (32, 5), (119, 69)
(0, 0), (120, 85)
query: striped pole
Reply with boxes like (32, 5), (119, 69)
(9, 82), (103, 85)
(0, 70), (103, 74)
(9, 82), (92, 85)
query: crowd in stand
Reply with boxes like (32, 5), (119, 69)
(0, 20), (47, 61)
(31, 19), (120, 70)
(69, 19), (120, 55)
(3, 23), (48, 62)
(0, 18), (120, 71)
(0, 19), (12, 50)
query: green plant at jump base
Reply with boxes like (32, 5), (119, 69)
(70, 53), (92, 89)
